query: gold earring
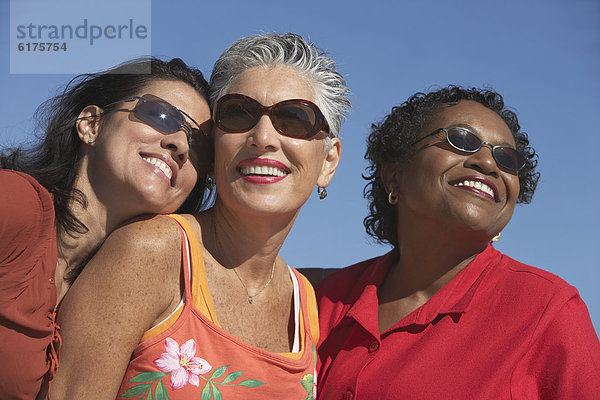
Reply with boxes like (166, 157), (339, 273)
(388, 191), (398, 205)
(491, 232), (502, 242)
(206, 177), (215, 191)
(317, 187), (327, 200)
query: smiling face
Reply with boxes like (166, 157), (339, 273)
(385, 100), (520, 241)
(212, 65), (340, 218)
(84, 79), (211, 216)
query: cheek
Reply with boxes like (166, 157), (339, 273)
(180, 163), (199, 192)
(289, 141), (325, 172)
(506, 174), (521, 203)
(213, 132), (239, 163)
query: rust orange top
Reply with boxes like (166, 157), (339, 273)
(117, 214), (319, 400)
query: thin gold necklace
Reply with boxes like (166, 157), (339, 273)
(212, 214), (276, 304)
(233, 260), (276, 304)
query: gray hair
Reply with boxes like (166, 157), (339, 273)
(210, 32), (351, 139)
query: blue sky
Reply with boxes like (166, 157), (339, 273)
(1, 0), (599, 330)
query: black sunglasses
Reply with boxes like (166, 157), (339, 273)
(214, 93), (330, 139)
(414, 127), (526, 172)
(104, 94), (206, 145)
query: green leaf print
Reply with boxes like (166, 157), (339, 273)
(221, 370), (244, 384)
(154, 380), (169, 400)
(210, 365), (229, 380)
(120, 383), (151, 398)
(127, 371), (165, 383)
(147, 390), (153, 400)
(200, 383), (212, 400)
(237, 379), (267, 388)
(211, 383), (222, 400)
(301, 374), (314, 392)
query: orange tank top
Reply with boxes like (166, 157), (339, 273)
(117, 215), (318, 400)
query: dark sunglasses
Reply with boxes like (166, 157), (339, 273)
(415, 127), (526, 171)
(214, 93), (330, 139)
(104, 94), (206, 145)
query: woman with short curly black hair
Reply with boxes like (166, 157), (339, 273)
(317, 86), (600, 399)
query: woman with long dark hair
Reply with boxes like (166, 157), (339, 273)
(0, 57), (212, 399)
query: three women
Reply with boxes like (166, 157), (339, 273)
(9, 33), (596, 400)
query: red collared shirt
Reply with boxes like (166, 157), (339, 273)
(317, 244), (600, 399)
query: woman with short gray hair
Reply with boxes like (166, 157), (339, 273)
(52, 32), (350, 399)
(210, 32), (350, 140)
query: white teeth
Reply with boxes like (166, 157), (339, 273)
(240, 165), (287, 177)
(143, 157), (173, 180)
(454, 180), (494, 198)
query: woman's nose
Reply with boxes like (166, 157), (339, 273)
(464, 144), (498, 176)
(246, 115), (280, 151)
(162, 129), (190, 164)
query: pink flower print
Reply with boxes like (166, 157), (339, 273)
(154, 337), (212, 390)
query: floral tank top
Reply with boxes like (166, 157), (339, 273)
(116, 215), (318, 400)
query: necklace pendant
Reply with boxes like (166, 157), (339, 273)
(248, 296), (253, 304)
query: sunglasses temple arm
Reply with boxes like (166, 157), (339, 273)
(412, 128), (443, 145)
(181, 125), (192, 145)
(178, 109), (203, 131)
(102, 96), (143, 109)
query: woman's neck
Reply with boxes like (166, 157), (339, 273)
(200, 202), (297, 283)
(384, 216), (489, 303)
(54, 171), (124, 296)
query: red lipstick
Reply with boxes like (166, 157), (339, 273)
(237, 158), (290, 184)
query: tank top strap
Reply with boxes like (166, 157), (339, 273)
(165, 214), (220, 324)
(165, 215), (193, 302)
(289, 268), (313, 344)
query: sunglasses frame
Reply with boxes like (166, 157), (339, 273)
(214, 93), (330, 139)
(414, 127), (526, 172)
(104, 94), (205, 145)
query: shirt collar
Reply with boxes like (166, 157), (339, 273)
(344, 250), (396, 338)
(343, 244), (501, 332)
(404, 243), (498, 326)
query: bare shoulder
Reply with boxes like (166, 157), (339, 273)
(82, 215), (184, 303)
(109, 214), (183, 256)
(52, 215), (185, 398)
(62, 214), (185, 318)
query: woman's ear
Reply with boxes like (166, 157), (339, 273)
(381, 162), (402, 200)
(317, 137), (341, 189)
(76, 105), (103, 146)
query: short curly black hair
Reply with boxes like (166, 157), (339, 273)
(363, 86), (540, 247)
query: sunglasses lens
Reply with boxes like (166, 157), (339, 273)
(217, 95), (326, 139)
(493, 147), (524, 171)
(272, 103), (318, 138)
(218, 97), (260, 132)
(134, 99), (184, 133)
(446, 128), (481, 152)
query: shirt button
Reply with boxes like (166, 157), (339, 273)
(368, 341), (379, 353)
(49, 276), (55, 284)
(344, 391), (353, 400)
